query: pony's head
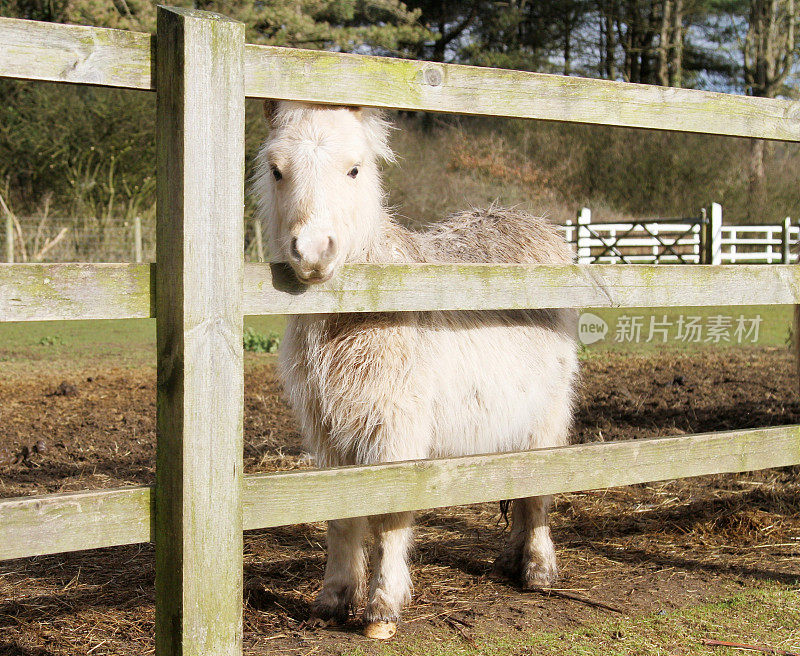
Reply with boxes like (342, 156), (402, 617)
(254, 101), (394, 283)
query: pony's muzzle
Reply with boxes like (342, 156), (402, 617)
(289, 232), (338, 283)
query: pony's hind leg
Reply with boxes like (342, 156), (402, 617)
(364, 511), (415, 638)
(312, 517), (368, 623)
(495, 495), (558, 589)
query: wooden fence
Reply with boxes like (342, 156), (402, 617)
(563, 204), (799, 264)
(3, 214), (265, 264)
(1, 7), (800, 655)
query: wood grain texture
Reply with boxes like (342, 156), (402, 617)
(1, 17), (799, 139)
(242, 425), (800, 529)
(243, 44), (800, 140)
(795, 305), (800, 394)
(0, 263), (153, 321)
(0, 486), (151, 560)
(0, 16), (151, 89)
(2, 263), (799, 322)
(2, 425), (799, 560)
(245, 262), (800, 313)
(154, 7), (244, 656)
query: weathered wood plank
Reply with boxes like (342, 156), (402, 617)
(242, 425), (800, 529)
(154, 7), (244, 656)
(0, 263), (153, 321)
(2, 263), (799, 322)
(1, 17), (799, 140)
(2, 425), (799, 560)
(243, 44), (800, 141)
(0, 486), (151, 560)
(0, 17), (151, 89)
(794, 305), (800, 394)
(244, 263), (800, 314)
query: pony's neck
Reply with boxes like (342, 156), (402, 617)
(357, 212), (425, 264)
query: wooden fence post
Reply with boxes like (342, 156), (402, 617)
(710, 202), (722, 265)
(782, 217), (791, 264)
(576, 207), (591, 263)
(5, 212), (12, 263)
(698, 208), (707, 264)
(155, 7), (244, 656)
(134, 215), (143, 263)
(253, 216), (265, 262)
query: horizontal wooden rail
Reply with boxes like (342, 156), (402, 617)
(0, 18), (153, 89)
(1, 425), (799, 561)
(0, 486), (152, 559)
(1, 17), (799, 139)
(0, 263), (154, 321)
(1, 263), (799, 322)
(247, 263), (800, 313)
(242, 46), (800, 141)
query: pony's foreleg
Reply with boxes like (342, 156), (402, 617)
(312, 517), (368, 623)
(495, 495), (558, 589)
(518, 495), (558, 588)
(363, 511), (415, 638)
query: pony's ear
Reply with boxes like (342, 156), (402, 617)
(263, 100), (278, 127)
(354, 108), (396, 164)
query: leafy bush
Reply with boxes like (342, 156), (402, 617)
(243, 328), (280, 354)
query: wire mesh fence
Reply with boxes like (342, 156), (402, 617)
(3, 210), (797, 265)
(2, 215), (268, 263)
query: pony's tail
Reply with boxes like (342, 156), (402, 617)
(498, 500), (511, 529)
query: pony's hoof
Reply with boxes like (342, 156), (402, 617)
(364, 621), (397, 640)
(522, 562), (559, 590)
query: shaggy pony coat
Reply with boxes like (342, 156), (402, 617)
(254, 101), (578, 633)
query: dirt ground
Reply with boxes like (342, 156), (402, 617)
(1, 347), (799, 655)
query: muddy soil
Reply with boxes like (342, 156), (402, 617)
(1, 348), (798, 655)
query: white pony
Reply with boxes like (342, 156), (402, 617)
(254, 101), (578, 639)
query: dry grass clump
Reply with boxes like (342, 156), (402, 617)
(447, 132), (550, 188)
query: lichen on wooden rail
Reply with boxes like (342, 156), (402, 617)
(2, 262), (799, 322)
(0, 486), (151, 560)
(2, 425), (799, 560)
(0, 263), (154, 321)
(242, 424), (800, 528)
(0, 17), (152, 89)
(243, 44), (800, 141)
(246, 262), (800, 314)
(1, 17), (799, 140)
(0, 263), (154, 322)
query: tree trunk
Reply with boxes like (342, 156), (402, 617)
(747, 138), (767, 221)
(602, 1), (618, 78)
(657, 0), (672, 85)
(669, 0), (683, 86)
(564, 19), (573, 75)
(741, 0), (800, 219)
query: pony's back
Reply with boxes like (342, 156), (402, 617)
(418, 207), (574, 265)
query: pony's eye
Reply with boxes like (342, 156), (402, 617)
(271, 167), (282, 181)
(347, 166), (359, 178)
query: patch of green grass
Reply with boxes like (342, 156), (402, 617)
(0, 315), (287, 372)
(0, 305), (791, 373)
(243, 326), (281, 353)
(0, 318), (158, 369)
(522, 587), (800, 656)
(344, 586), (799, 656)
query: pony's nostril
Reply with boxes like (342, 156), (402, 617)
(289, 236), (301, 261)
(322, 236), (337, 262)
